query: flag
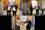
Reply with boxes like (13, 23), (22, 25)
(31, 16), (35, 27)
(20, 0), (22, 11)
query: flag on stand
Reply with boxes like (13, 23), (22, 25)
(31, 16), (35, 27)
(20, 0), (22, 11)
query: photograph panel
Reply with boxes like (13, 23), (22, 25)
(15, 15), (35, 30)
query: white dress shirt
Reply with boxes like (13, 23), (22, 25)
(36, 6), (38, 9)
(13, 7), (16, 11)
(8, 7), (10, 10)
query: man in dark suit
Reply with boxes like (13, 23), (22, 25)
(12, 3), (17, 15)
(25, 20), (31, 30)
(6, 2), (11, 16)
(30, 4), (33, 15)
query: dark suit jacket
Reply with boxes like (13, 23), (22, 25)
(12, 4), (17, 12)
(30, 5), (33, 11)
(6, 4), (11, 11)
(36, 6), (39, 10)
(25, 20), (31, 28)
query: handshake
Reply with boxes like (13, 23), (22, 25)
(21, 22), (28, 26)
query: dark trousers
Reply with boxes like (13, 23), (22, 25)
(15, 25), (20, 30)
(36, 9), (39, 15)
(26, 27), (31, 30)
(13, 11), (16, 15)
(30, 10), (33, 15)
(7, 10), (11, 16)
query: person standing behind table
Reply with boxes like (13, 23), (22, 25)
(36, 6), (39, 15)
(30, 4), (33, 15)
(12, 3), (17, 16)
(6, 2), (11, 16)
(25, 20), (31, 30)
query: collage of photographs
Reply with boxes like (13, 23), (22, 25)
(0, 0), (45, 30)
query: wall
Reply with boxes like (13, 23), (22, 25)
(42, 0), (45, 8)
(27, 16), (32, 22)
(37, 0), (45, 8)
(2, 0), (20, 10)
(3, 0), (8, 5)
(27, 0), (32, 11)
(0, 0), (4, 2)
(15, 0), (21, 10)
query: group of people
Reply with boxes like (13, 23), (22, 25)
(30, 4), (45, 15)
(15, 17), (32, 30)
(30, 4), (39, 15)
(4, 3), (43, 16)
(6, 2), (17, 16)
